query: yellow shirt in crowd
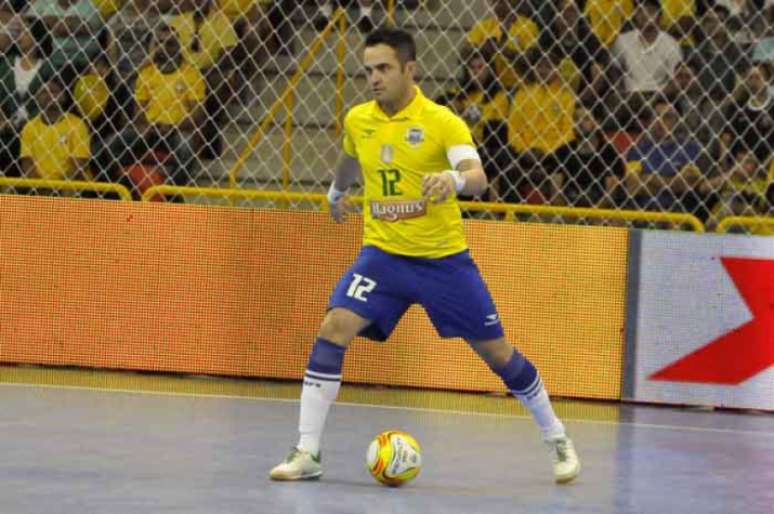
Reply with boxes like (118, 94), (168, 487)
(218, 0), (268, 19)
(93, 0), (125, 18)
(584, 0), (633, 47)
(20, 113), (91, 180)
(660, 0), (695, 30)
(74, 73), (110, 120)
(170, 9), (239, 70)
(135, 62), (206, 126)
(466, 15), (539, 88)
(343, 87), (474, 258)
(508, 81), (576, 154)
(449, 88), (509, 145)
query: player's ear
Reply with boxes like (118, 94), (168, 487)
(403, 60), (417, 78)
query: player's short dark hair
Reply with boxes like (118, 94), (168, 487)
(365, 27), (416, 64)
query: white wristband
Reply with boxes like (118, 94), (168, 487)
(444, 170), (466, 193)
(327, 182), (347, 203)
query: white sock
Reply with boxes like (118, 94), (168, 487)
(512, 377), (565, 439)
(297, 370), (341, 456)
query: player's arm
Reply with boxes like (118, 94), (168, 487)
(422, 149), (487, 203)
(327, 154), (362, 224)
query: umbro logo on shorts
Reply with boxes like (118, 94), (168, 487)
(484, 313), (500, 326)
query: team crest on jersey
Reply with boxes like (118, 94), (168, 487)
(405, 127), (424, 146)
(380, 144), (394, 164)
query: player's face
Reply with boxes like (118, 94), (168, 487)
(364, 44), (415, 105)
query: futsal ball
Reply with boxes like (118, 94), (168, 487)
(366, 430), (422, 487)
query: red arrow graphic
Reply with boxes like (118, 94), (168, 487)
(649, 257), (774, 384)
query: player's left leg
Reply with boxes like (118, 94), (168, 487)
(467, 337), (581, 484)
(417, 250), (580, 483)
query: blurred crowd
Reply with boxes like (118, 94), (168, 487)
(0, 0), (772, 227)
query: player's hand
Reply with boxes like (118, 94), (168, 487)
(422, 172), (455, 204)
(329, 195), (351, 223)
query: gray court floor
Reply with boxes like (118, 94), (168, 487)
(1, 384), (772, 514)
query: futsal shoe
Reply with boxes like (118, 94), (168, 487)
(544, 434), (581, 484)
(269, 447), (322, 481)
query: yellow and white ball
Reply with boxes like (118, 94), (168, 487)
(366, 430), (422, 487)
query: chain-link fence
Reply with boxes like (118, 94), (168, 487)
(1, 0), (773, 231)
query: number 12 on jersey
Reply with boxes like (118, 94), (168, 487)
(378, 168), (402, 196)
(346, 273), (377, 302)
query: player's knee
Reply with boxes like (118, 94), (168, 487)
(468, 337), (514, 370)
(318, 308), (366, 346)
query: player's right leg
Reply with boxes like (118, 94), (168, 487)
(270, 246), (411, 481)
(269, 308), (370, 481)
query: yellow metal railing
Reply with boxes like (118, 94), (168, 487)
(140, 186), (705, 231)
(335, 10), (347, 136)
(0, 177), (132, 201)
(716, 216), (774, 235)
(141, 186), (338, 210)
(463, 201), (705, 232)
(228, 7), (347, 189)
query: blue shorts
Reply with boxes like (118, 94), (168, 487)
(328, 246), (504, 342)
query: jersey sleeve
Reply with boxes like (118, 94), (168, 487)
(441, 108), (475, 150)
(342, 110), (357, 158)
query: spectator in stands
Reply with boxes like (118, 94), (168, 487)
(20, 76), (91, 180)
(554, 104), (626, 208)
(169, 0), (239, 158)
(74, 56), (130, 180)
(1, 7), (20, 54)
(464, 0), (540, 89)
(0, 15), (55, 177)
(539, 0), (616, 105)
(725, 62), (774, 167)
(664, 60), (726, 151)
(29, 0), (104, 72)
(92, 0), (124, 19)
(501, 48), (576, 205)
(583, 0), (634, 48)
(313, 0), (376, 33)
(612, 0), (682, 96)
(686, 6), (749, 101)
(708, 146), (771, 225)
(108, 1), (175, 79)
(108, 23), (205, 187)
(623, 96), (709, 213)
(715, 0), (773, 40)
(436, 47), (509, 201)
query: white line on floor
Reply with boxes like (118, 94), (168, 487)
(1, 381), (772, 437)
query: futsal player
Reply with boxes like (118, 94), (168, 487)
(270, 27), (580, 484)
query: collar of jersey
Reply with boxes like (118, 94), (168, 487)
(370, 86), (425, 121)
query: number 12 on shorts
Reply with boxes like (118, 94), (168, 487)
(346, 273), (376, 302)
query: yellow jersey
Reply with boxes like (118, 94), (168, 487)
(466, 15), (539, 88)
(508, 81), (576, 154)
(135, 62), (206, 126)
(20, 113), (91, 180)
(342, 87), (474, 258)
(584, 0), (633, 47)
(169, 10), (238, 70)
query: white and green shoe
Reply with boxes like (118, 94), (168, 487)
(269, 447), (322, 481)
(544, 434), (581, 484)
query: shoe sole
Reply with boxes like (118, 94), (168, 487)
(269, 471), (323, 481)
(555, 463), (581, 484)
